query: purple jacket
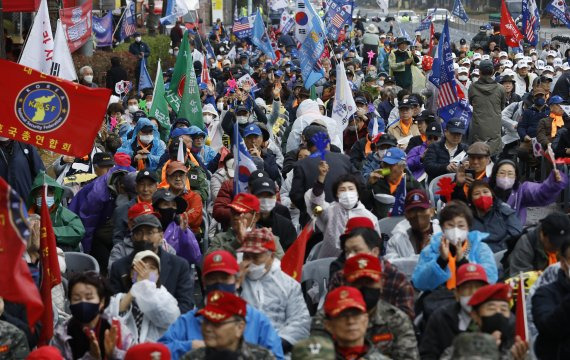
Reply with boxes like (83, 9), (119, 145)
(163, 222), (202, 265)
(407, 143), (427, 180)
(506, 171), (568, 225)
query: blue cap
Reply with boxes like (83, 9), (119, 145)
(170, 127), (193, 139)
(199, 83), (208, 90)
(275, 70), (284, 77)
(188, 125), (206, 137)
(446, 119), (467, 134)
(548, 95), (564, 105)
(243, 124), (262, 137)
(382, 147), (406, 165)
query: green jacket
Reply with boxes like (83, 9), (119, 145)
(208, 228), (285, 259)
(27, 171), (85, 251)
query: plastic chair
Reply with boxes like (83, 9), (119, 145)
(63, 252), (100, 278)
(427, 173), (456, 212)
(301, 257), (336, 312)
(378, 216), (405, 236)
(306, 241), (323, 262)
(494, 249), (507, 269)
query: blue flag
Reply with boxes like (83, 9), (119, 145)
(324, 0), (352, 40)
(138, 57), (153, 92)
(522, 0), (540, 46)
(452, 0), (470, 23)
(233, 121), (258, 195)
(232, 15), (255, 40)
(205, 40), (216, 61)
(545, 0), (570, 29)
(120, 0), (136, 41)
(429, 18), (460, 124)
(390, 176), (407, 217)
(416, 9), (435, 31)
(399, 24), (413, 43)
(251, 12), (276, 60)
(298, 0), (325, 89)
(93, 12), (113, 48)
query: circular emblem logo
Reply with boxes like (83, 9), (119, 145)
(15, 82), (69, 132)
(213, 254), (222, 262)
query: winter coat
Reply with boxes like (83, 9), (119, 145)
(471, 200), (523, 253)
(407, 143), (427, 181)
(507, 225), (552, 277)
(532, 269), (570, 360)
(419, 302), (465, 360)
(553, 126), (570, 157)
(117, 118), (166, 171)
(468, 76), (506, 156)
(286, 100), (342, 153)
(240, 259), (311, 345)
(27, 172), (85, 251)
(385, 219), (441, 260)
(387, 121), (421, 146)
(257, 210), (297, 251)
(365, 170), (423, 220)
(411, 231), (498, 291)
(377, 99), (394, 122)
(158, 304), (284, 360)
(517, 106), (550, 139)
(0, 140), (45, 200)
(349, 136), (373, 171)
(501, 101), (525, 143)
(514, 72), (537, 97)
(107, 235), (177, 273)
(212, 179), (234, 230)
(552, 72), (570, 101)
(109, 248), (195, 314)
(423, 139), (468, 180)
(108, 280), (180, 343)
(362, 151), (382, 181)
(537, 113), (570, 149)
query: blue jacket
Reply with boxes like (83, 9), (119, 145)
(158, 304), (284, 360)
(362, 152), (382, 181)
(117, 118), (166, 171)
(411, 231), (498, 291)
(517, 106), (549, 139)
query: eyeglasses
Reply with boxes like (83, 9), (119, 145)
(133, 229), (161, 238)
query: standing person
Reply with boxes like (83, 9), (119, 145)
(499, 75), (521, 106)
(0, 138), (45, 200)
(423, 119), (468, 180)
(468, 60), (506, 157)
(387, 98), (421, 148)
(128, 32), (151, 88)
(106, 57), (129, 96)
(389, 37), (419, 92)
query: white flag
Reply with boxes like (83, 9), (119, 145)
(50, 20), (77, 81)
(269, 0), (288, 11)
(376, 0), (389, 15)
(331, 61), (357, 132)
(19, 0), (54, 73)
(161, 0), (196, 25)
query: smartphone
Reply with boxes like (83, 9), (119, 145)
(465, 169), (476, 178)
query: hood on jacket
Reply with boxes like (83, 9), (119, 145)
(296, 99), (321, 118)
(27, 171), (64, 209)
(202, 103), (219, 121)
(118, 118), (161, 154)
(471, 76), (500, 95)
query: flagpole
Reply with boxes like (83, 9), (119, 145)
(111, 6), (128, 41)
(17, 0), (42, 64)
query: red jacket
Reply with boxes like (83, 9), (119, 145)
(212, 179), (234, 230)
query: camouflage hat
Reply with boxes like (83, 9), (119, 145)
(291, 336), (335, 360)
(451, 333), (500, 360)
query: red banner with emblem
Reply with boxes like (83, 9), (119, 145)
(0, 59), (111, 157)
(59, 1), (93, 52)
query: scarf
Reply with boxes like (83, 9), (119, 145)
(336, 345), (368, 360)
(550, 113), (564, 138)
(136, 139), (152, 170)
(399, 119), (412, 136)
(420, 133), (427, 143)
(446, 240), (469, 289)
(547, 251), (558, 265)
(388, 173), (404, 194)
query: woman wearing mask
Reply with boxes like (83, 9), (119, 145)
(499, 75), (521, 106)
(107, 251), (180, 343)
(202, 104), (223, 153)
(412, 200), (498, 291)
(467, 180), (523, 253)
(489, 159), (566, 225)
(116, 118), (166, 171)
(310, 162), (381, 259)
(52, 272), (134, 359)
(187, 126), (217, 169)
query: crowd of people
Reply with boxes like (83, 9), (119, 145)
(2, 9), (570, 360)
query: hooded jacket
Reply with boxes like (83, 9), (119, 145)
(286, 99), (342, 152)
(27, 172), (85, 251)
(470, 200), (523, 253)
(468, 76), (506, 156)
(117, 118), (166, 171)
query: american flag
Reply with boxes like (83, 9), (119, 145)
(120, 0), (136, 40)
(331, 13), (345, 27)
(233, 17), (252, 32)
(522, 0), (539, 46)
(438, 81), (458, 108)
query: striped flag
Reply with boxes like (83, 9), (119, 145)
(120, 0), (136, 41)
(233, 121), (258, 195)
(522, 0), (540, 46)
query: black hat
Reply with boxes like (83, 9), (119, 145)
(384, 76), (396, 84)
(446, 118), (467, 134)
(479, 25), (487, 31)
(132, 214), (162, 231)
(136, 169), (159, 183)
(416, 110), (436, 123)
(377, 133), (398, 147)
(248, 170), (271, 185)
(354, 96), (367, 105)
(398, 97), (417, 109)
(140, 125), (154, 133)
(173, 118), (190, 128)
(499, 75), (516, 84)
(92, 152), (115, 167)
(152, 188), (188, 213)
(459, 38), (466, 45)
(540, 212), (570, 248)
(434, 32), (441, 40)
(250, 177), (276, 196)
(426, 122), (442, 136)
(396, 37), (410, 46)
(132, 110), (147, 123)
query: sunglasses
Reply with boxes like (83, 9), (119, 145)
(428, 136), (440, 141)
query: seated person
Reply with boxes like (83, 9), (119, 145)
(238, 228), (310, 353)
(26, 171), (85, 252)
(386, 189), (442, 259)
(187, 126), (217, 170)
(407, 122), (442, 183)
(164, 161), (203, 235)
(405, 110), (436, 152)
(467, 181), (523, 253)
(387, 97), (421, 149)
(181, 291), (274, 360)
(117, 118), (166, 171)
(423, 119), (468, 181)
(419, 263), (489, 360)
(450, 141), (493, 203)
(508, 211), (570, 277)
(412, 201), (498, 291)
(361, 133), (398, 181)
(349, 118), (387, 171)
(158, 250), (284, 360)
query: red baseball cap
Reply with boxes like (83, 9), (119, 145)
(468, 283), (512, 307)
(341, 217), (375, 239)
(229, 193), (260, 213)
(196, 290), (247, 322)
(127, 202), (156, 220)
(404, 189), (431, 211)
(202, 250), (240, 277)
(26, 346), (64, 360)
(114, 152), (132, 167)
(456, 263), (489, 287)
(324, 286), (367, 318)
(343, 253), (382, 283)
(236, 227), (276, 253)
(125, 343), (171, 360)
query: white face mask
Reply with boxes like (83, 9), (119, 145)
(496, 176), (515, 190)
(378, 80), (384, 87)
(444, 227), (468, 245)
(217, 102), (225, 112)
(259, 198), (276, 213)
(139, 134), (154, 144)
(203, 115), (214, 125)
(357, 107), (367, 116)
(135, 36), (142, 42)
(472, 76), (479, 82)
(458, 75), (469, 82)
(83, 75), (93, 83)
(128, 105), (139, 113)
(36, 196), (55, 208)
(459, 295), (472, 313)
(237, 115), (249, 124)
(338, 190), (359, 210)
(247, 262), (268, 280)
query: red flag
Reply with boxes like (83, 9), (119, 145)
(0, 177), (44, 330)
(2, 0), (40, 12)
(0, 59), (111, 158)
(281, 221), (314, 282)
(501, 0), (524, 48)
(515, 274), (528, 341)
(428, 23), (435, 55)
(201, 56), (210, 85)
(39, 181), (62, 344)
(59, 1), (93, 52)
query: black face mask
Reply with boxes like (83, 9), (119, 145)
(70, 302), (101, 324)
(158, 208), (176, 229)
(359, 287), (381, 310)
(133, 240), (155, 253)
(480, 313), (510, 342)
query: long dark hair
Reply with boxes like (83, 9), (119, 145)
(488, 159), (519, 202)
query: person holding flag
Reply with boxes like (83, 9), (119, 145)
(388, 37), (420, 91)
(128, 32), (151, 89)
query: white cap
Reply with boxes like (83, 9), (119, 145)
(529, 49), (537, 55)
(458, 67), (469, 74)
(501, 60), (513, 68)
(562, 62), (570, 71)
(553, 58), (563, 68)
(514, 53), (524, 60)
(543, 73), (554, 80)
(499, 51), (508, 58)
(547, 50), (557, 57)
(523, 56), (533, 64)
(222, 59), (231, 66)
(472, 68), (480, 76)
(460, 58), (471, 65)
(543, 65), (555, 73)
(216, 55), (223, 61)
(501, 69), (516, 77)
(472, 53), (482, 60)
(536, 59), (545, 69)
(415, 31), (421, 36)
(517, 62), (529, 69)
(454, 62), (460, 70)
(481, 54), (491, 61)
(452, 52), (457, 59)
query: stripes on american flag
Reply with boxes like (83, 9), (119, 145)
(437, 82), (458, 108)
(121, 3), (136, 38)
(233, 19), (251, 32)
(525, 17), (537, 42)
(331, 13), (345, 28)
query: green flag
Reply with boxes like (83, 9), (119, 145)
(310, 85), (317, 100)
(179, 52), (204, 129)
(165, 31), (189, 113)
(149, 59), (171, 142)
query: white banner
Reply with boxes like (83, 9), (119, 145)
(19, 0), (54, 74)
(51, 19), (78, 81)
